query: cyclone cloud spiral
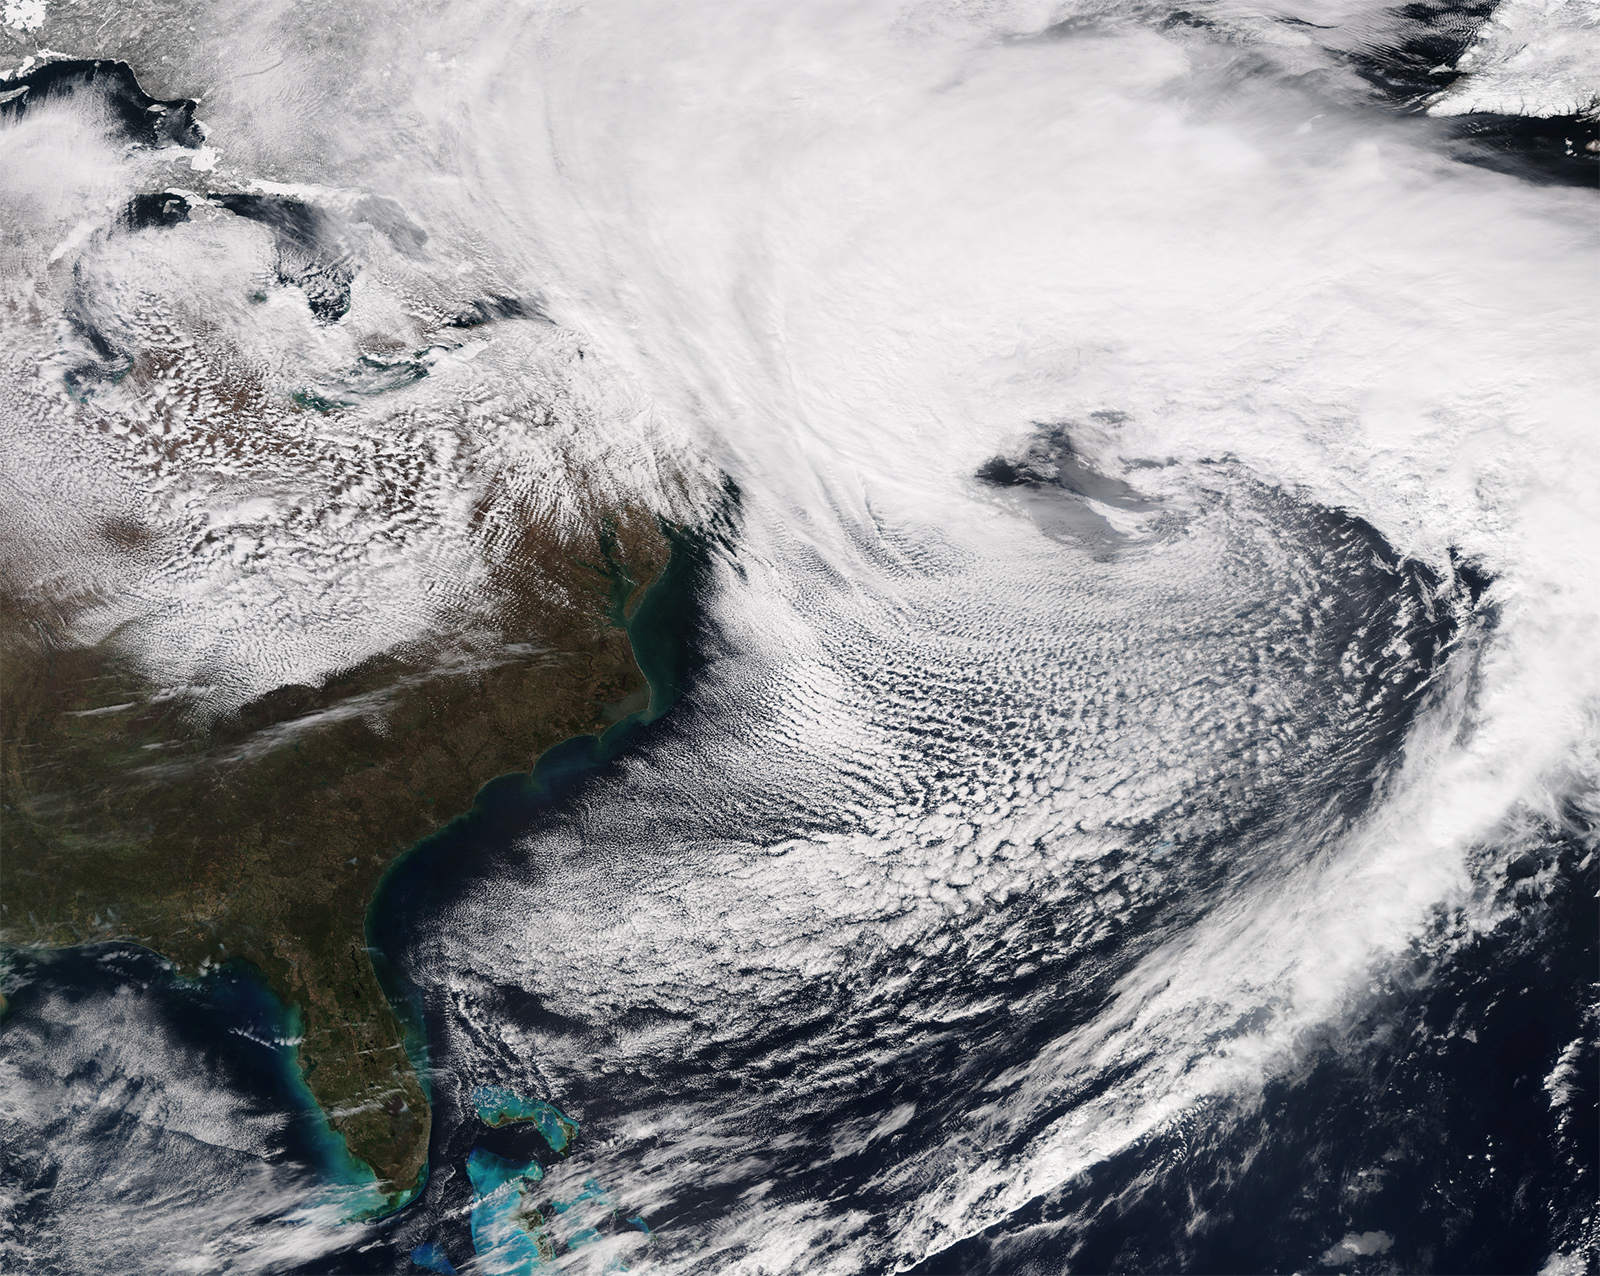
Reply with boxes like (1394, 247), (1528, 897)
(0, 2), (1594, 1274)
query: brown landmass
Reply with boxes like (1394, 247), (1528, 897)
(0, 509), (672, 1204)
(0, 51), (691, 1201)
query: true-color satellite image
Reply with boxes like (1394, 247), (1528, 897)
(0, 2), (1595, 1274)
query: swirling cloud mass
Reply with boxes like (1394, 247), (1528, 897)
(1, 2), (1595, 1274)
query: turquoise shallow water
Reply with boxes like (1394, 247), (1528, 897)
(466, 1148), (550, 1275)
(432, 1085), (641, 1271)
(470, 1085), (578, 1153)
(458, 1145), (627, 1274)
(408, 1240), (458, 1274)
